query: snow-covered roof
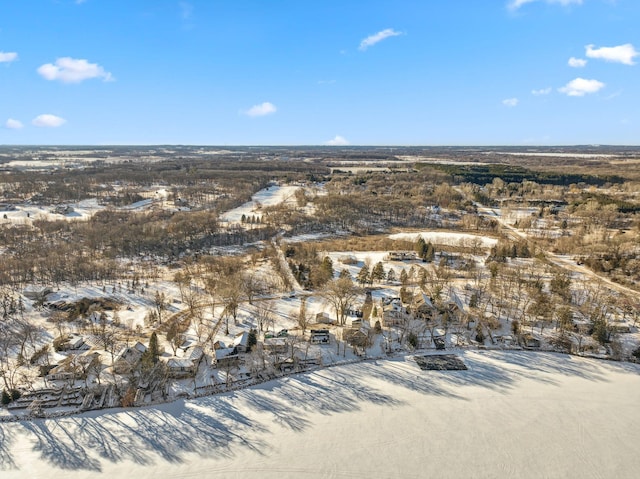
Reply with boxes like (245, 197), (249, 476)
(232, 331), (249, 348)
(167, 358), (194, 369)
(215, 348), (236, 360)
(188, 346), (204, 361)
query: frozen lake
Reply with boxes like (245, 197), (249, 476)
(2, 351), (640, 478)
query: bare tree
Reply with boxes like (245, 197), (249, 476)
(255, 300), (276, 334)
(297, 297), (310, 335)
(321, 276), (359, 325)
(154, 291), (167, 324)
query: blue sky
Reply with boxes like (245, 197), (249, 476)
(1, 0), (639, 145)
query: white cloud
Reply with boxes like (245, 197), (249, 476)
(502, 98), (519, 107)
(326, 135), (350, 146)
(568, 57), (587, 67)
(4, 119), (24, 129)
(508, 0), (582, 10)
(531, 87), (552, 95)
(558, 78), (605, 96)
(244, 102), (277, 117)
(585, 44), (638, 65)
(0, 51), (18, 63)
(37, 57), (113, 83)
(359, 29), (402, 51)
(32, 114), (66, 128)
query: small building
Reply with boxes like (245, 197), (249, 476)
(345, 316), (363, 329)
(309, 329), (330, 344)
(263, 338), (288, 354)
(166, 358), (196, 379)
(23, 286), (53, 301)
(496, 335), (515, 347)
(385, 251), (418, 261)
(344, 329), (368, 348)
(275, 357), (296, 373)
(55, 333), (86, 351)
(316, 312), (334, 324)
(46, 361), (78, 382)
(522, 335), (541, 349)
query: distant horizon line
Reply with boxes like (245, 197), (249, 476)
(1, 143), (639, 149)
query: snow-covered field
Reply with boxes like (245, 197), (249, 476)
(221, 185), (300, 224)
(389, 231), (498, 248)
(2, 351), (639, 478)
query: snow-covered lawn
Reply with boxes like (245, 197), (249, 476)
(2, 351), (639, 478)
(389, 231), (498, 248)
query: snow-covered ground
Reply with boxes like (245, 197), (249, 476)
(2, 351), (639, 478)
(389, 231), (498, 248)
(220, 185), (300, 225)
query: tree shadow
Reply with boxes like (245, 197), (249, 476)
(22, 421), (102, 472)
(0, 425), (17, 471)
(2, 351), (638, 473)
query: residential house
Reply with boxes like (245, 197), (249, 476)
(232, 331), (250, 353)
(114, 342), (147, 374)
(214, 348), (239, 368)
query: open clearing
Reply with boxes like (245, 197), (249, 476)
(2, 351), (639, 479)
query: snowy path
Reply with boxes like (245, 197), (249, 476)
(2, 351), (640, 479)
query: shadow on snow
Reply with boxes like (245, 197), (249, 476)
(1, 351), (638, 473)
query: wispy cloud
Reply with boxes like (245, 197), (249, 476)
(508, 0), (582, 10)
(4, 119), (23, 129)
(568, 57), (587, 67)
(0, 51), (18, 63)
(531, 87), (552, 95)
(605, 90), (622, 100)
(502, 98), (519, 107)
(585, 44), (638, 65)
(326, 135), (350, 146)
(179, 2), (193, 20)
(37, 57), (113, 83)
(244, 102), (277, 117)
(32, 114), (66, 127)
(359, 28), (402, 51)
(558, 78), (605, 96)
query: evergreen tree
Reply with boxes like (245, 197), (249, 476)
(415, 237), (427, 258)
(321, 256), (334, 279)
(371, 261), (385, 283)
(247, 329), (257, 352)
(357, 264), (370, 286)
(386, 268), (397, 283)
(425, 242), (435, 262)
(144, 332), (160, 365)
